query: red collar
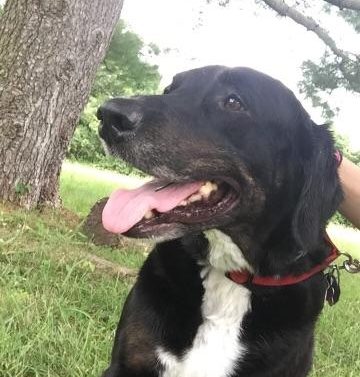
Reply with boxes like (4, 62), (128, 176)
(227, 235), (340, 287)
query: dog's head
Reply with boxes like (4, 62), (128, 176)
(98, 66), (342, 272)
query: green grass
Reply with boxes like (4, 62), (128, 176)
(0, 205), (141, 377)
(313, 274), (360, 377)
(0, 161), (359, 377)
(312, 225), (360, 376)
(0, 162), (149, 376)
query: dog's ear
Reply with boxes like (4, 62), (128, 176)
(292, 123), (343, 254)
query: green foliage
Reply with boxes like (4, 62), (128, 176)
(299, 53), (340, 119)
(341, 9), (360, 33)
(331, 212), (352, 227)
(333, 131), (360, 165)
(68, 21), (161, 174)
(299, 52), (360, 121)
(91, 20), (161, 101)
(299, 9), (360, 121)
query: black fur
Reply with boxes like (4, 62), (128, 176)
(98, 66), (342, 377)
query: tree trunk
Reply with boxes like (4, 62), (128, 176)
(0, 0), (124, 208)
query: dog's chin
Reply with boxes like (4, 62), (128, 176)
(124, 223), (187, 241)
(123, 220), (233, 242)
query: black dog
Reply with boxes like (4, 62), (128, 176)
(97, 66), (342, 377)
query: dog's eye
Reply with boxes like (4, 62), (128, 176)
(224, 95), (246, 111)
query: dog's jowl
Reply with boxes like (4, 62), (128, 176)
(97, 66), (342, 377)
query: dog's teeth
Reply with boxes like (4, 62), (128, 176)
(144, 210), (155, 219)
(177, 181), (218, 208)
(199, 181), (218, 198)
(188, 193), (202, 203)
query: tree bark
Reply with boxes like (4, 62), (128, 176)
(0, 0), (124, 208)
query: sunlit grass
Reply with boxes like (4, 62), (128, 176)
(0, 204), (138, 377)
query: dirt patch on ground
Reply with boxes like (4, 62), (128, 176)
(82, 197), (153, 252)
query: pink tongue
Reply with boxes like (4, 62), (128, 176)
(102, 180), (203, 234)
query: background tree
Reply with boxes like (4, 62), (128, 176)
(0, 0), (124, 208)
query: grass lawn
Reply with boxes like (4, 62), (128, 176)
(0, 161), (359, 377)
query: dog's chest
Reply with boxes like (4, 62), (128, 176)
(157, 230), (252, 377)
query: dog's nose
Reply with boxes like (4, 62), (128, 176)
(97, 99), (143, 140)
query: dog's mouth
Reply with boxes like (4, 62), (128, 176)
(102, 178), (239, 237)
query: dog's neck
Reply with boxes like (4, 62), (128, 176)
(204, 229), (254, 273)
(204, 218), (328, 277)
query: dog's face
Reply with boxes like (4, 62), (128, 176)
(98, 66), (342, 266)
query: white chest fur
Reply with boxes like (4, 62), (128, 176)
(157, 230), (252, 377)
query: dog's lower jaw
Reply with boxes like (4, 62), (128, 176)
(157, 230), (252, 377)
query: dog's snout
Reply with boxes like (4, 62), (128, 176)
(98, 99), (143, 141)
